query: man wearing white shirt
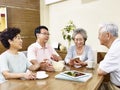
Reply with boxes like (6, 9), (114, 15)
(98, 23), (120, 90)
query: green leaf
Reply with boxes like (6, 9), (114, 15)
(61, 20), (76, 41)
(63, 35), (66, 39)
(67, 35), (71, 41)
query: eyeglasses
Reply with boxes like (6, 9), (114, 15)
(40, 33), (50, 35)
(74, 38), (84, 42)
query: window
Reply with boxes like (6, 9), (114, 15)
(0, 7), (7, 32)
(45, 0), (64, 5)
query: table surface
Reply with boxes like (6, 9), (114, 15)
(0, 65), (103, 90)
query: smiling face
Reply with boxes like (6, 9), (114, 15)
(9, 34), (23, 50)
(74, 33), (85, 48)
(37, 29), (49, 44)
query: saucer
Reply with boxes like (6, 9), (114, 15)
(74, 65), (81, 68)
(36, 74), (49, 79)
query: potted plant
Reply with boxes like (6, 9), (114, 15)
(61, 20), (76, 48)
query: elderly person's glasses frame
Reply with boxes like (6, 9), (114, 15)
(74, 38), (84, 42)
(40, 33), (50, 35)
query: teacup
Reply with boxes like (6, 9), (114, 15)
(87, 61), (94, 68)
(52, 61), (65, 72)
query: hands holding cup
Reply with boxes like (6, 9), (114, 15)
(51, 54), (61, 62)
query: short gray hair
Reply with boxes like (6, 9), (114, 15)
(72, 28), (87, 42)
(99, 23), (119, 37)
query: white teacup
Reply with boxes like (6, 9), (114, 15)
(52, 61), (65, 72)
(87, 61), (94, 68)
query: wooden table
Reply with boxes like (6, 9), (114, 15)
(0, 65), (103, 90)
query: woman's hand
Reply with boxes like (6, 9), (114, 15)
(23, 71), (36, 80)
(69, 58), (86, 67)
(74, 60), (87, 66)
(69, 59), (75, 66)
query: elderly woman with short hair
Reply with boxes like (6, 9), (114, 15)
(65, 28), (94, 67)
(0, 27), (40, 80)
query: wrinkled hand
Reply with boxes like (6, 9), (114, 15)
(69, 59), (75, 66)
(69, 58), (82, 66)
(74, 59), (82, 66)
(74, 61), (82, 66)
(45, 65), (54, 72)
(40, 60), (54, 72)
(74, 59), (86, 66)
(23, 71), (36, 80)
(34, 63), (40, 70)
(51, 54), (59, 62)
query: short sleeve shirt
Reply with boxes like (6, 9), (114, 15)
(0, 51), (32, 80)
(99, 38), (120, 86)
(27, 42), (59, 62)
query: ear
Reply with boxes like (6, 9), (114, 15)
(8, 39), (12, 44)
(36, 33), (40, 38)
(106, 32), (111, 40)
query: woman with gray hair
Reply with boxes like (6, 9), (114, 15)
(65, 28), (94, 68)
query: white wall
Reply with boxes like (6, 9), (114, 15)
(40, 0), (120, 52)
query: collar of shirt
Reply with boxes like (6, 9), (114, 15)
(111, 38), (119, 46)
(35, 42), (48, 49)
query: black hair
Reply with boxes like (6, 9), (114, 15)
(34, 25), (48, 38)
(0, 27), (21, 49)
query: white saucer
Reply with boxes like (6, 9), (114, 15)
(74, 65), (81, 68)
(36, 74), (49, 79)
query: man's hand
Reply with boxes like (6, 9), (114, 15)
(40, 60), (54, 71)
(51, 54), (60, 62)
